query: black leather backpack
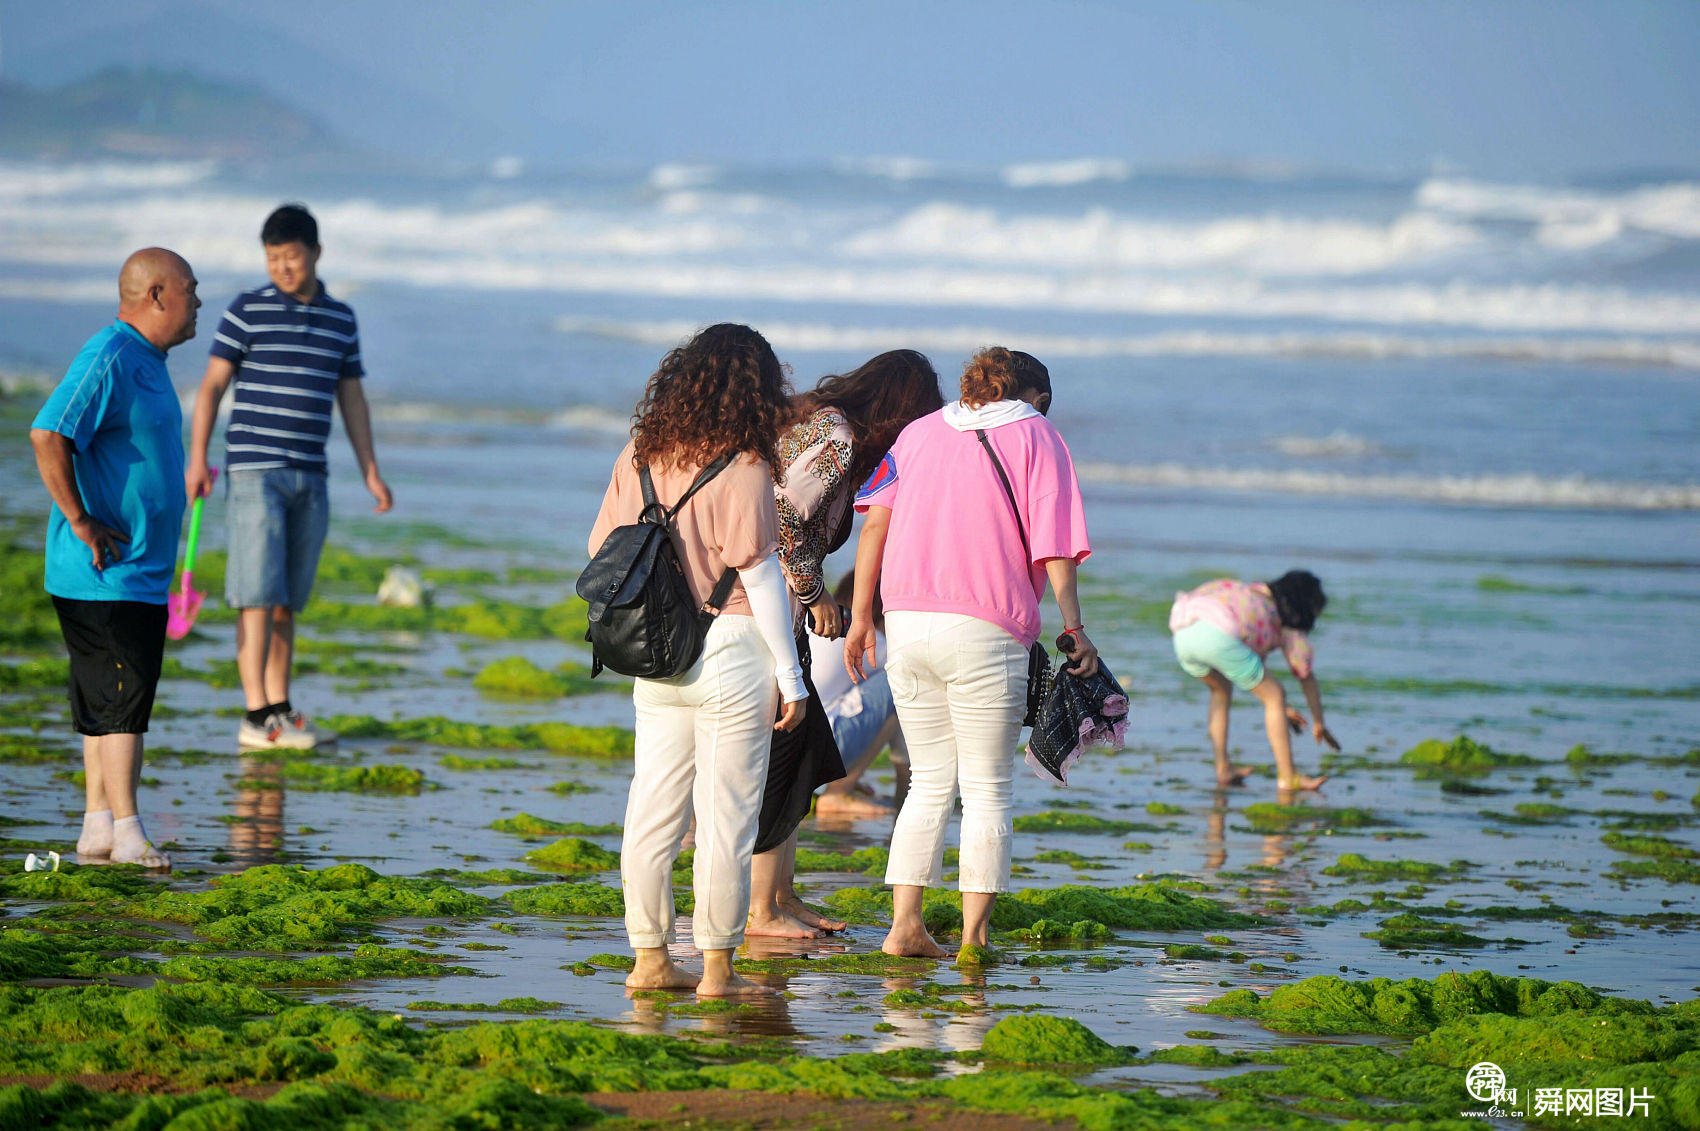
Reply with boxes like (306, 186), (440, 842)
(576, 457), (738, 679)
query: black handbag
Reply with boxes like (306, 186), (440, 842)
(576, 458), (738, 679)
(975, 429), (1052, 727)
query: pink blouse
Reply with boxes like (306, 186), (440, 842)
(1170, 578), (1314, 678)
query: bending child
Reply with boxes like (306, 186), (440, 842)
(1169, 570), (1336, 791)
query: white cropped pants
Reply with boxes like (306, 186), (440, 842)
(882, 611), (1027, 894)
(623, 614), (777, 951)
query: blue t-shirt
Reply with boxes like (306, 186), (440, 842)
(208, 283), (362, 473)
(33, 320), (187, 604)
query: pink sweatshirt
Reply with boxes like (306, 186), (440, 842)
(855, 403), (1091, 648)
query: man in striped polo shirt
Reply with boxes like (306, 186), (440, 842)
(185, 204), (393, 750)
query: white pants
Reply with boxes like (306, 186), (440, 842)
(623, 614), (777, 951)
(882, 611), (1026, 894)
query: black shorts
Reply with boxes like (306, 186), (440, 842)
(51, 596), (168, 736)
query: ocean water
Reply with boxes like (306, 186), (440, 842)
(1, 158), (1697, 1052)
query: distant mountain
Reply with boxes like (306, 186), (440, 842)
(0, 67), (342, 160)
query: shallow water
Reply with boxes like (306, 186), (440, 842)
(3, 408), (1696, 1083)
(1, 160), (1698, 1111)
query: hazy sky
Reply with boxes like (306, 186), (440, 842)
(4, 0), (1697, 176)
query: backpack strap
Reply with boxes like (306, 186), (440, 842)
(975, 429), (1029, 560)
(637, 454), (740, 614)
(637, 455), (732, 519)
(702, 566), (739, 615)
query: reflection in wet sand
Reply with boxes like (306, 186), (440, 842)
(228, 757), (286, 867)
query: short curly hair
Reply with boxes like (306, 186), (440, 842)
(960, 346), (1051, 410)
(631, 323), (791, 481)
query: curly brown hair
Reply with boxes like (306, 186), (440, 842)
(960, 346), (1052, 411)
(631, 323), (791, 481)
(790, 349), (944, 490)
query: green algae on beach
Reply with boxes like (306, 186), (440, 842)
(325, 714), (633, 757)
(502, 881), (627, 917)
(1195, 970), (1628, 1036)
(979, 1014), (1136, 1066)
(472, 656), (607, 698)
(1011, 811), (1154, 835)
(490, 812), (622, 837)
(1361, 913), (1492, 949)
(1400, 734), (1541, 774)
(1322, 853), (1473, 881)
(1241, 802), (1387, 832)
(244, 761), (429, 793)
(524, 837), (620, 873)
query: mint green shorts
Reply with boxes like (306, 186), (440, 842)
(1173, 621), (1265, 692)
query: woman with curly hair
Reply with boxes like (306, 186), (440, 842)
(746, 349), (944, 939)
(1169, 569), (1333, 791)
(587, 323), (807, 997)
(845, 347), (1096, 961)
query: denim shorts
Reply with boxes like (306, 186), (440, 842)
(830, 667), (896, 762)
(1172, 620), (1266, 692)
(226, 467), (330, 611)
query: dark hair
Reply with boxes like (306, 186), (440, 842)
(792, 349), (944, 491)
(961, 346), (1051, 411)
(632, 323), (791, 482)
(1267, 570), (1326, 633)
(262, 204), (318, 248)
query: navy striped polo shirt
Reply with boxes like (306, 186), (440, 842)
(209, 283), (364, 472)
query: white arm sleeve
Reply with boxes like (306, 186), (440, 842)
(738, 554), (807, 703)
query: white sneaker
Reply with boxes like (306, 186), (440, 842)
(239, 714), (284, 749)
(272, 709), (322, 750)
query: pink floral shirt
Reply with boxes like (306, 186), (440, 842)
(1170, 578), (1314, 678)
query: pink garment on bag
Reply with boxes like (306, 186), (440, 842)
(855, 406), (1090, 649)
(1168, 578), (1315, 678)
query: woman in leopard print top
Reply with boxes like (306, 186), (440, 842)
(749, 349), (944, 939)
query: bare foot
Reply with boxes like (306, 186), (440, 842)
(1215, 764), (1256, 787)
(780, 895), (847, 933)
(882, 925), (947, 959)
(1277, 773), (1329, 792)
(746, 907), (823, 939)
(625, 958), (700, 991)
(697, 971), (776, 998)
(815, 791), (893, 817)
(111, 841), (170, 869)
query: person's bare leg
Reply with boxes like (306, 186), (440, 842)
(76, 736), (114, 856)
(774, 828), (847, 931)
(698, 948), (776, 997)
(1251, 675), (1326, 791)
(881, 883), (946, 958)
(98, 734), (169, 867)
(626, 946), (699, 991)
(236, 607), (273, 712)
(1202, 671), (1254, 786)
(957, 891), (997, 963)
(747, 834), (822, 938)
(264, 606), (294, 706)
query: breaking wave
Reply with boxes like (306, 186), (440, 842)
(555, 317), (1700, 371)
(1077, 463), (1700, 511)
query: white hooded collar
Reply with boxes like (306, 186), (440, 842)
(941, 398), (1041, 432)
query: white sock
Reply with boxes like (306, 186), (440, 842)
(111, 815), (170, 869)
(78, 809), (114, 855)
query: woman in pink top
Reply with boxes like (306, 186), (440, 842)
(846, 347), (1096, 963)
(1168, 571), (1335, 791)
(588, 324), (806, 998)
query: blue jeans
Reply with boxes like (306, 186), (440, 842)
(830, 667), (896, 764)
(225, 467), (330, 611)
